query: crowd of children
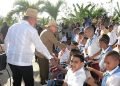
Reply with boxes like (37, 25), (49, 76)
(47, 22), (120, 86)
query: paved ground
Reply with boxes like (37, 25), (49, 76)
(0, 60), (46, 86)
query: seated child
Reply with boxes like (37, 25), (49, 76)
(63, 54), (87, 86)
(70, 41), (79, 50)
(58, 44), (70, 67)
(77, 32), (84, 44)
(68, 49), (81, 65)
(50, 44), (68, 79)
(107, 25), (118, 47)
(63, 54), (97, 86)
(98, 34), (112, 71)
(61, 32), (67, 42)
(78, 37), (88, 53)
(87, 51), (120, 86)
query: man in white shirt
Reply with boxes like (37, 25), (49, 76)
(4, 8), (55, 86)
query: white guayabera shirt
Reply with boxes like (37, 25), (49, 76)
(5, 20), (53, 66)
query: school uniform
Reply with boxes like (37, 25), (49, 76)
(99, 46), (112, 71)
(107, 31), (117, 45)
(102, 66), (120, 86)
(85, 35), (100, 80)
(85, 35), (100, 59)
(64, 67), (86, 86)
(58, 48), (70, 64)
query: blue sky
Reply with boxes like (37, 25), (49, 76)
(0, 0), (120, 17)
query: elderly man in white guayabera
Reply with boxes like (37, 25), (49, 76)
(4, 8), (56, 86)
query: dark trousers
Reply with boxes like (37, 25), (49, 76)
(9, 64), (34, 86)
(38, 57), (49, 83)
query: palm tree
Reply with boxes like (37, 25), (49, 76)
(7, 0), (44, 18)
(63, 3), (107, 25)
(39, 17), (51, 26)
(41, 0), (64, 20)
(112, 2), (120, 23)
(114, 2), (120, 17)
(68, 3), (93, 24)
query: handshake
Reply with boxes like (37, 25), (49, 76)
(49, 56), (59, 66)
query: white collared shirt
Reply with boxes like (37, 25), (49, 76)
(61, 36), (67, 42)
(107, 31), (117, 45)
(5, 20), (53, 66)
(64, 67), (86, 86)
(85, 35), (100, 58)
(99, 46), (112, 71)
(106, 66), (120, 86)
(58, 48), (70, 63)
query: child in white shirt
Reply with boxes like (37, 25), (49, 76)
(107, 25), (118, 46)
(63, 54), (86, 86)
(87, 51), (120, 86)
(63, 54), (96, 86)
(58, 44), (70, 65)
(61, 32), (67, 42)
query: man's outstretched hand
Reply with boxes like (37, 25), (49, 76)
(49, 57), (58, 66)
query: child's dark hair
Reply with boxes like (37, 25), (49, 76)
(79, 32), (84, 35)
(83, 37), (88, 40)
(105, 51), (120, 61)
(70, 49), (80, 56)
(99, 34), (110, 45)
(108, 24), (113, 29)
(73, 54), (84, 62)
(71, 41), (78, 46)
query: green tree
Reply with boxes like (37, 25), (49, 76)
(68, 3), (93, 24)
(7, 0), (44, 17)
(63, 3), (106, 24)
(41, 0), (64, 20)
(112, 2), (120, 23)
(39, 17), (51, 26)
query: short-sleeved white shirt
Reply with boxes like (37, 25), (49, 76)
(85, 35), (100, 58)
(107, 31), (117, 45)
(65, 67), (86, 86)
(106, 66), (120, 86)
(58, 48), (70, 63)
